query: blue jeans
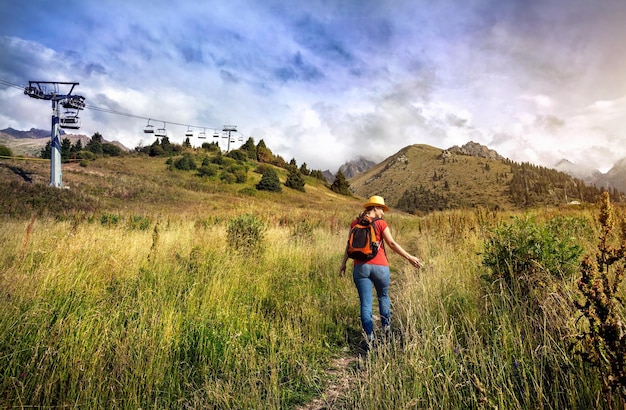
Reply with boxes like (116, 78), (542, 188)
(353, 263), (391, 336)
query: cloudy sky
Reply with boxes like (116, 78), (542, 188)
(1, 0), (626, 173)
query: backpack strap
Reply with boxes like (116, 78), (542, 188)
(370, 217), (384, 248)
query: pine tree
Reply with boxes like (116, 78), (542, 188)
(256, 168), (282, 192)
(61, 138), (72, 161)
(330, 170), (351, 195)
(285, 166), (305, 192)
(86, 132), (104, 155)
(40, 141), (51, 159)
(241, 137), (257, 160)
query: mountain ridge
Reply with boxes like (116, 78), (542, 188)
(0, 128), (129, 157)
(348, 142), (622, 214)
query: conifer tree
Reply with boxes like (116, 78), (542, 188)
(256, 168), (282, 192)
(330, 170), (351, 195)
(285, 165), (305, 192)
(86, 132), (104, 155)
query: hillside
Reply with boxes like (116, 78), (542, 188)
(0, 151), (360, 219)
(348, 144), (617, 214)
(348, 144), (515, 213)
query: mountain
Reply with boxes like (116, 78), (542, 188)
(1, 127), (65, 139)
(348, 142), (617, 214)
(321, 170), (335, 183)
(446, 141), (504, 160)
(593, 158), (626, 194)
(338, 156), (377, 179)
(0, 128), (129, 156)
(553, 158), (597, 181)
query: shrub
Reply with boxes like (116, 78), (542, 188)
(0, 144), (13, 157)
(256, 168), (282, 192)
(575, 192), (626, 405)
(227, 149), (247, 161)
(234, 170), (247, 184)
(483, 215), (584, 287)
(77, 150), (97, 160)
(238, 187), (256, 196)
(482, 215), (585, 336)
(128, 215), (151, 230)
(197, 164), (219, 177)
(220, 171), (236, 184)
(227, 213), (266, 256)
(101, 213), (120, 226)
(174, 153), (197, 171)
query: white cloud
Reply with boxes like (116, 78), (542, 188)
(1, 1), (626, 173)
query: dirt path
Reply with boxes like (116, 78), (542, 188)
(296, 348), (360, 410)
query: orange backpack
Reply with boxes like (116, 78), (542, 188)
(347, 217), (381, 261)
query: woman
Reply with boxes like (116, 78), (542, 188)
(339, 195), (422, 345)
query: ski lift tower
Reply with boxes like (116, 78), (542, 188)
(24, 81), (85, 187)
(223, 125), (237, 152)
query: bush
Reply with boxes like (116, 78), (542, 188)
(227, 149), (247, 161)
(227, 213), (266, 256)
(76, 150), (97, 160)
(101, 213), (120, 226)
(174, 154), (197, 171)
(197, 164), (219, 177)
(575, 192), (626, 405)
(238, 187), (257, 196)
(256, 168), (282, 192)
(220, 172), (236, 184)
(0, 144), (13, 157)
(482, 215), (585, 336)
(234, 170), (247, 184)
(482, 216), (584, 287)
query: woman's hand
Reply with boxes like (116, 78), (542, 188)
(339, 262), (347, 277)
(408, 255), (423, 269)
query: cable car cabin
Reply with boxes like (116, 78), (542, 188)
(60, 116), (81, 129)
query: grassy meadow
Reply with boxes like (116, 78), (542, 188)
(0, 155), (624, 409)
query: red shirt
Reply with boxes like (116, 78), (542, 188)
(350, 218), (389, 266)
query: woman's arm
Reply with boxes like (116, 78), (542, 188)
(338, 232), (350, 277)
(381, 226), (423, 269)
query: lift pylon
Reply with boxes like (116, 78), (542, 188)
(24, 81), (85, 188)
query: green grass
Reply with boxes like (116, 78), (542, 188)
(0, 154), (624, 408)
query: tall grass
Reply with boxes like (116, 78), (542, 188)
(0, 213), (357, 408)
(0, 204), (620, 408)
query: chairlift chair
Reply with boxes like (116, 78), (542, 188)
(60, 114), (81, 129)
(185, 127), (194, 138)
(155, 122), (167, 138)
(198, 128), (207, 139)
(213, 130), (220, 138)
(144, 119), (155, 134)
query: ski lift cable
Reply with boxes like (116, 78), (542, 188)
(2, 76), (249, 138)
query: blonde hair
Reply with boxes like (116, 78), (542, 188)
(359, 206), (379, 219)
